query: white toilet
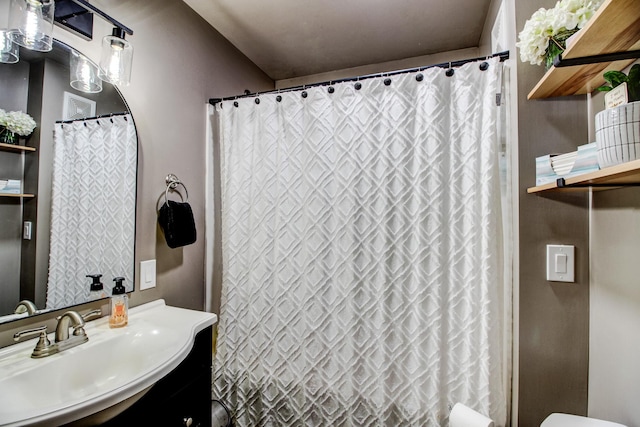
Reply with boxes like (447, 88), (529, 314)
(541, 413), (628, 427)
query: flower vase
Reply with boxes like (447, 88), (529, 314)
(544, 28), (579, 70)
(0, 127), (19, 145)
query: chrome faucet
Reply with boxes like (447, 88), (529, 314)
(14, 300), (37, 315)
(13, 309), (102, 358)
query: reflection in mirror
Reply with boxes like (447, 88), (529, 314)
(0, 39), (137, 324)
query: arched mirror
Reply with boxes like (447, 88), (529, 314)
(0, 39), (136, 323)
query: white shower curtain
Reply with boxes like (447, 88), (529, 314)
(211, 57), (511, 426)
(47, 115), (136, 309)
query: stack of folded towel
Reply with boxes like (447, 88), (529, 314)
(0, 179), (21, 194)
(536, 142), (600, 186)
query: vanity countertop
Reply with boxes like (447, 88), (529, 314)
(0, 299), (217, 427)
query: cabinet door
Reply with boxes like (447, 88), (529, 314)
(99, 326), (213, 427)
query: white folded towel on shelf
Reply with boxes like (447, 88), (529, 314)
(449, 403), (494, 427)
(0, 179), (21, 193)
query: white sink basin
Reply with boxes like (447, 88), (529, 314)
(0, 300), (217, 427)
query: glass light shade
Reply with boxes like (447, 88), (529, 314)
(0, 29), (19, 64)
(8, 0), (55, 52)
(98, 33), (133, 86)
(70, 51), (103, 94)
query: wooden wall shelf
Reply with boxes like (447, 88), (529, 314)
(528, 158), (640, 193)
(528, 0), (640, 99)
(0, 143), (36, 152)
(0, 193), (35, 198)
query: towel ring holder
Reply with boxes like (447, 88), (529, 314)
(164, 173), (189, 204)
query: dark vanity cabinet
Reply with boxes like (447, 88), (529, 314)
(101, 326), (213, 427)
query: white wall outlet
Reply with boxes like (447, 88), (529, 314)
(140, 259), (156, 290)
(546, 244), (575, 282)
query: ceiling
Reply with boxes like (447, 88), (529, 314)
(183, 0), (493, 81)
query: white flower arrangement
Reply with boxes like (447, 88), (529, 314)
(0, 109), (37, 136)
(517, 0), (605, 66)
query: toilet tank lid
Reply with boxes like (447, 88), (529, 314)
(541, 414), (628, 427)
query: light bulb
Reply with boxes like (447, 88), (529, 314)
(8, 0), (54, 52)
(107, 46), (122, 82)
(22, 2), (42, 49)
(98, 28), (133, 86)
(70, 51), (102, 93)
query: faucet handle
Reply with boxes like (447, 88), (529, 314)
(73, 326), (87, 337)
(13, 325), (47, 342)
(55, 309), (101, 323)
(14, 326), (52, 358)
(82, 309), (102, 321)
(70, 310), (101, 338)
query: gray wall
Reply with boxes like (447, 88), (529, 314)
(590, 188), (640, 426)
(514, 0), (590, 425)
(0, 0), (273, 345)
(588, 63), (640, 426)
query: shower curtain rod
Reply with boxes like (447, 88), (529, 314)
(209, 50), (509, 105)
(56, 111), (129, 124)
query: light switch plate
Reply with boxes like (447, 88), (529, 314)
(23, 221), (32, 240)
(546, 245), (575, 282)
(140, 259), (156, 290)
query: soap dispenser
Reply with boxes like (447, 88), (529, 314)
(87, 274), (108, 300)
(109, 277), (128, 328)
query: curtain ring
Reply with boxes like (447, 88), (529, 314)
(446, 62), (455, 77)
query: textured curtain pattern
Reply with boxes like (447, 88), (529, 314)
(213, 58), (508, 426)
(47, 115), (136, 309)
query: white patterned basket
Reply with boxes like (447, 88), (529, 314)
(595, 101), (640, 168)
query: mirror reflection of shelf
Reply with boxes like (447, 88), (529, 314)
(0, 193), (35, 198)
(0, 143), (36, 152)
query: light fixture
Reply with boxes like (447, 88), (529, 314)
(8, 0), (55, 52)
(8, 0), (135, 85)
(53, 0), (134, 86)
(98, 27), (133, 86)
(70, 50), (102, 93)
(0, 29), (20, 64)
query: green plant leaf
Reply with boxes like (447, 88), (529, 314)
(597, 85), (612, 92)
(603, 70), (629, 88)
(627, 64), (640, 102)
